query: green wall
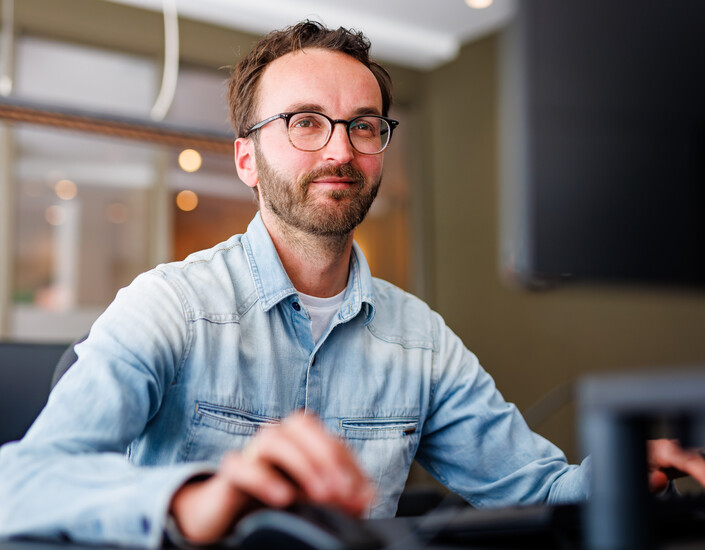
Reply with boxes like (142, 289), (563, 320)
(425, 35), (705, 460)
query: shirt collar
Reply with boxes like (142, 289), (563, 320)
(343, 241), (376, 325)
(242, 212), (376, 324)
(242, 212), (297, 311)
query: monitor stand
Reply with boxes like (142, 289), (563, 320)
(579, 368), (705, 550)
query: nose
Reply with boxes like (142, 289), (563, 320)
(323, 122), (355, 164)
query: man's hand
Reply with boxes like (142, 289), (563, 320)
(169, 411), (376, 545)
(647, 439), (705, 492)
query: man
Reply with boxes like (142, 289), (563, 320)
(1, 20), (704, 549)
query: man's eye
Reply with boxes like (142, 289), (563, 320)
(291, 116), (321, 129)
(350, 119), (377, 133)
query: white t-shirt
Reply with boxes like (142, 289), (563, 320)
(298, 289), (346, 344)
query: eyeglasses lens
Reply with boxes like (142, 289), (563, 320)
(287, 113), (390, 154)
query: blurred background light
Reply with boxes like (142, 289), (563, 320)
(45, 205), (66, 226)
(465, 0), (493, 9)
(54, 179), (77, 200)
(178, 148), (202, 172)
(176, 189), (198, 211)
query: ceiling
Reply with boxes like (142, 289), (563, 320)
(104, 0), (517, 70)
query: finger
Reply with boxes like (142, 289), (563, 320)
(648, 440), (705, 488)
(280, 413), (376, 514)
(246, 423), (334, 502)
(248, 412), (375, 515)
(648, 470), (670, 492)
(218, 451), (298, 508)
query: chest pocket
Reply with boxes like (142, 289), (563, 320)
(340, 417), (419, 439)
(339, 416), (421, 518)
(182, 402), (280, 463)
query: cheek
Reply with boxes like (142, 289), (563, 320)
(358, 156), (384, 180)
(259, 140), (310, 174)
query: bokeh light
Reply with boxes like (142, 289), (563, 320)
(176, 189), (199, 211)
(55, 179), (77, 200)
(465, 0), (493, 8)
(178, 149), (202, 173)
(45, 205), (66, 226)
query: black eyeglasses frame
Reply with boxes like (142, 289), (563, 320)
(243, 111), (399, 155)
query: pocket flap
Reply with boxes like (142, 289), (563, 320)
(340, 417), (419, 440)
(195, 402), (280, 435)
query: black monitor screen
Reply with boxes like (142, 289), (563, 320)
(500, 0), (705, 289)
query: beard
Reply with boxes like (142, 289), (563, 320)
(254, 148), (381, 237)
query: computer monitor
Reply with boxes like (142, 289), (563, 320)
(500, 0), (705, 290)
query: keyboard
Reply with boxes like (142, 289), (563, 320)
(377, 493), (705, 549)
(411, 502), (581, 548)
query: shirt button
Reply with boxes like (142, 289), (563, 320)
(292, 302), (301, 311)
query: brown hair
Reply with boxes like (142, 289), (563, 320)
(227, 20), (393, 139)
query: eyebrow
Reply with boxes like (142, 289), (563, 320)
(285, 103), (383, 117)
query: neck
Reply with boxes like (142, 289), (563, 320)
(261, 209), (354, 298)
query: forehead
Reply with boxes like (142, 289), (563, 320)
(255, 48), (383, 117)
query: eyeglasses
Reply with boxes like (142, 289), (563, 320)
(243, 111), (399, 155)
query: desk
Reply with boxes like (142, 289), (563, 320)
(3, 515), (705, 550)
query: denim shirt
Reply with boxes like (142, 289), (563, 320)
(0, 213), (589, 548)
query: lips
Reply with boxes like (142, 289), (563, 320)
(312, 177), (355, 185)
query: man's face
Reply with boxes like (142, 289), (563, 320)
(246, 48), (385, 237)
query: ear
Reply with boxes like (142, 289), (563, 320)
(234, 137), (258, 189)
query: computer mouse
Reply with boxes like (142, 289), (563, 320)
(233, 503), (386, 550)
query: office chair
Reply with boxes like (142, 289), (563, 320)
(0, 340), (72, 445)
(50, 333), (88, 390)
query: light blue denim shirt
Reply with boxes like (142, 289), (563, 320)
(0, 213), (589, 548)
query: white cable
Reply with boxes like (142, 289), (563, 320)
(150, 0), (179, 121)
(0, 0), (14, 97)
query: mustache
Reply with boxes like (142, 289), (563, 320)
(299, 164), (366, 189)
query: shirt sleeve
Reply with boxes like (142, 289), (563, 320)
(415, 314), (590, 509)
(0, 271), (215, 548)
